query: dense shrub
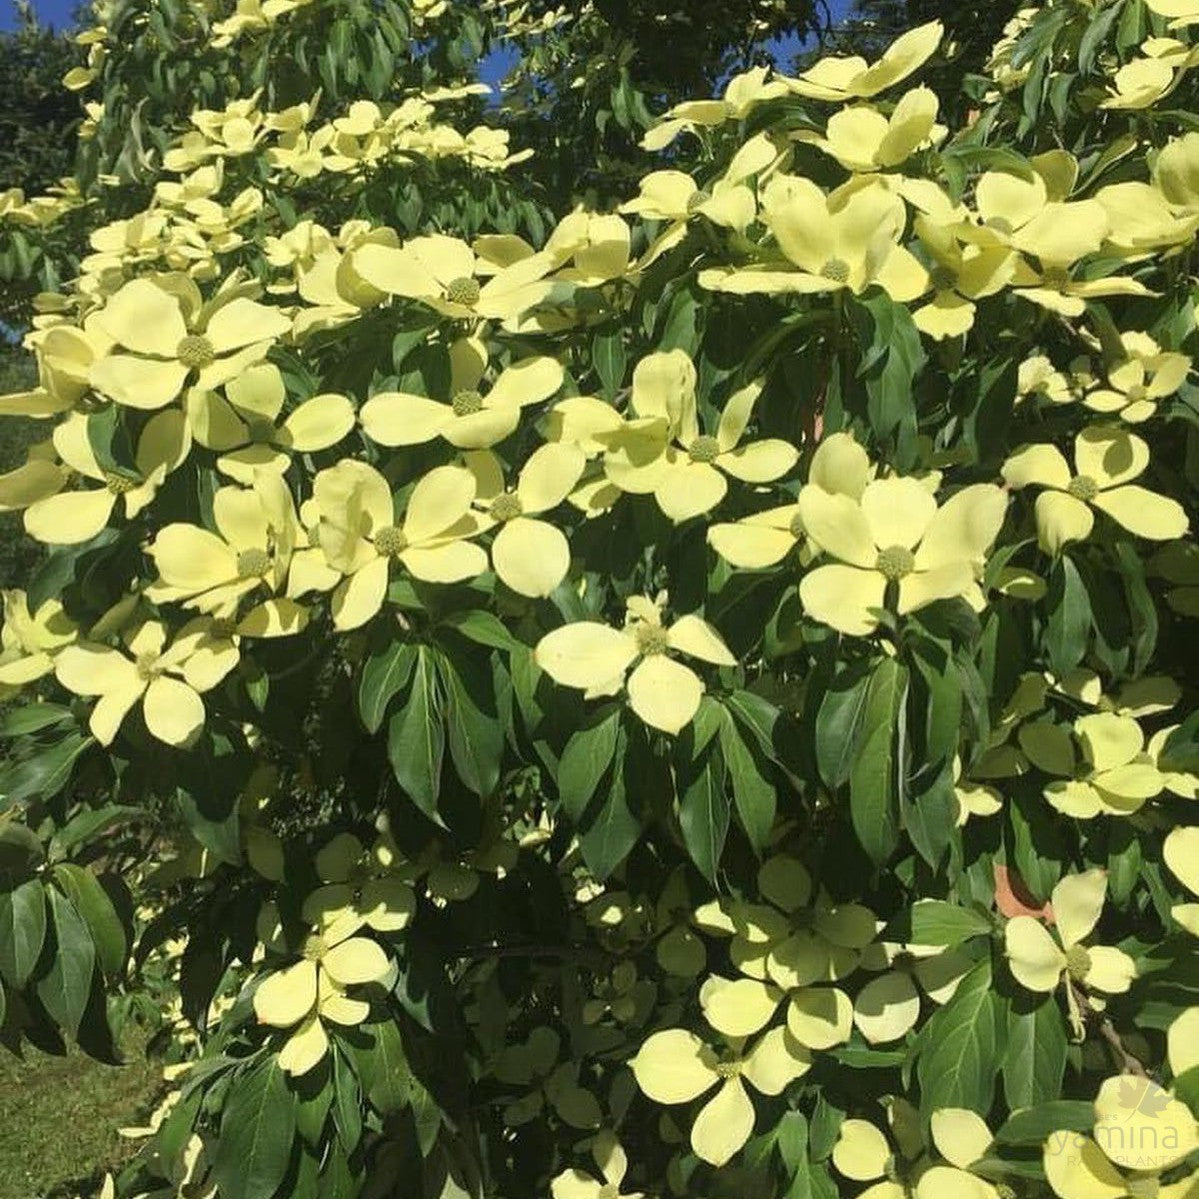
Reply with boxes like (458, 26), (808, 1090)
(0, 1), (1197, 1198)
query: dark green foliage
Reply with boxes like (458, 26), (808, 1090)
(500, 0), (823, 204)
(0, 4), (80, 196)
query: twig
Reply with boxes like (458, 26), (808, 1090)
(456, 943), (606, 966)
(1096, 1014), (1148, 1078)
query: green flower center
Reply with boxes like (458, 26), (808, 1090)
(821, 257), (851, 284)
(930, 264), (957, 291)
(892, 951), (916, 974)
(876, 545), (915, 581)
(1040, 266), (1070, 289)
(490, 493), (523, 522)
(135, 652), (163, 680)
(1127, 1179), (1160, 1199)
(444, 276), (481, 306)
(374, 525), (409, 556)
(1067, 474), (1098, 502)
(176, 333), (215, 369)
(995, 1186), (1018, 1199)
(1124, 384), (1147, 404)
(713, 1060), (742, 1080)
(246, 418), (276, 445)
(634, 623), (670, 656)
(452, 388), (484, 417)
(237, 548), (271, 578)
(686, 188), (713, 213)
(1065, 943), (1092, 982)
(104, 471), (137, 495)
(302, 933), (327, 962)
(689, 435), (721, 464)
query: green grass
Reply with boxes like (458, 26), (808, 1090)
(0, 1029), (164, 1199)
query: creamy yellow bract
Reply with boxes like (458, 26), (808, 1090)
(535, 595), (736, 734)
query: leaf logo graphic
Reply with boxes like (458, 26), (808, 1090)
(1113, 1077), (1171, 1121)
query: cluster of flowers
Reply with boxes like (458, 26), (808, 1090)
(0, 3), (1196, 1198)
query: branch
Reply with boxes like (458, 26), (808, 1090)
(456, 942), (606, 966)
(1096, 1014), (1148, 1078)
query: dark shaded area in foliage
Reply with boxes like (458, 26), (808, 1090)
(0, 5), (80, 194)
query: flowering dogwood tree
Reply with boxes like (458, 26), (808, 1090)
(0, 1), (1197, 1197)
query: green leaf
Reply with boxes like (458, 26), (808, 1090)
(1078, 0), (1121, 71)
(776, 1110), (809, 1176)
(439, 650), (503, 799)
(678, 747), (729, 884)
(37, 886), (96, 1040)
(723, 690), (781, 760)
(86, 405), (136, 475)
(1112, 540), (1158, 676)
(0, 878), (47, 987)
(941, 145), (1035, 180)
(388, 647), (445, 826)
(295, 1074), (333, 1148)
(578, 737), (641, 880)
(176, 731), (246, 866)
(49, 803), (142, 860)
(656, 283), (700, 354)
(908, 636), (962, 772)
(1003, 994), (1067, 1109)
(809, 1164), (840, 1199)
(0, 823), (44, 875)
(389, 929), (458, 1034)
(850, 292), (925, 460)
(362, 1017), (413, 1114)
(213, 1058), (298, 1199)
(995, 1100), (1094, 1144)
(902, 901), (993, 946)
(157, 1085), (203, 1167)
(814, 662), (872, 790)
(26, 529), (120, 611)
(808, 1095), (845, 1162)
(849, 658), (908, 866)
(916, 959), (1005, 1114)
(358, 638), (417, 734)
(778, 1111), (812, 1199)
(1045, 555), (1091, 676)
(51, 863), (126, 979)
(719, 710), (775, 852)
(592, 325), (627, 399)
(1171, 1065), (1199, 1113)
(558, 708), (622, 821)
(902, 768), (958, 870)
(830, 1045), (909, 1068)
(688, 695), (725, 761)
(1007, 792), (1065, 903)
(963, 356), (1017, 465)
(440, 609), (519, 652)
(0, 703), (73, 737)
(392, 323), (434, 373)
(0, 731), (92, 807)
(332, 1048), (362, 1153)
